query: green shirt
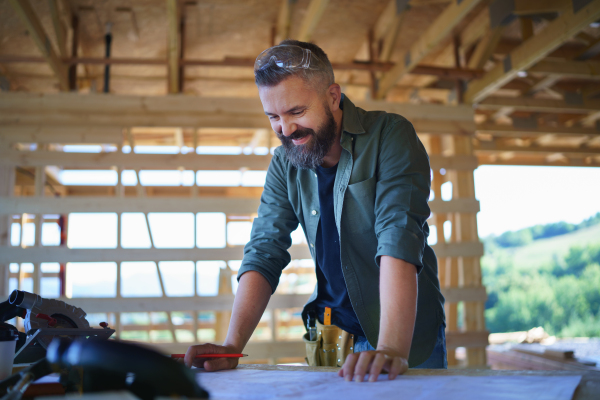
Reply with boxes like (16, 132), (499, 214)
(238, 95), (445, 366)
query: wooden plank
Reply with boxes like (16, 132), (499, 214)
(465, 0), (600, 103)
(513, 0), (570, 16)
(431, 241), (484, 258)
(442, 286), (487, 303)
(0, 196), (479, 215)
(166, 0), (180, 94)
(476, 96), (600, 113)
(0, 242), (483, 264)
(0, 246), (313, 263)
(0, 152), (272, 170)
(48, 0), (67, 58)
(467, 25), (506, 70)
(528, 59), (600, 79)
(8, 0), (69, 91)
(1, 152), (477, 172)
(275, 0), (292, 43)
(429, 155), (479, 171)
(376, 0), (482, 99)
(475, 144), (600, 156)
(296, 0), (330, 42)
(477, 154), (600, 167)
(429, 198), (480, 214)
(0, 196), (262, 214)
(445, 330), (489, 349)
(0, 126), (124, 144)
(65, 294), (311, 313)
(476, 123), (600, 137)
(0, 93), (474, 122)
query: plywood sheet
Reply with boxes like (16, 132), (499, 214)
(196, 369), (582, 400)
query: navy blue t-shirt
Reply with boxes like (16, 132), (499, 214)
(313, 163), (364, 336)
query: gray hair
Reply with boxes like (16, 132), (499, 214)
(254, 40), (334, 91)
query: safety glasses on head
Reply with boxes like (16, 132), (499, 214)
(254, 45), (320, 72)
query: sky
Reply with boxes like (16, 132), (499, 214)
(473, 166), (600, 237)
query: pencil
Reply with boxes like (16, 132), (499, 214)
(171, 353), (248, 359)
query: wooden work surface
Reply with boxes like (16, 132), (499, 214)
(234, 364), (600, 400)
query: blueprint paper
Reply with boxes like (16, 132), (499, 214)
(197, 369), (582, 400)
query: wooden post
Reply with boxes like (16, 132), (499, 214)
(0, 167), (15, 298)
(451, 135), (487, 367)
(215, 265), (233, 343)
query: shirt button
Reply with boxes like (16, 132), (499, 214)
(310, 243), (314, 248)
(311, 210), (317, 216)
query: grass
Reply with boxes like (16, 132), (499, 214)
(498, 224), (600, 271)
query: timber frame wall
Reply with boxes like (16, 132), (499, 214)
(0, 93), (487, 366)
(3, 0), (600, 368)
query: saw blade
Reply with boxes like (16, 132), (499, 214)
(24, 298), (90, 349)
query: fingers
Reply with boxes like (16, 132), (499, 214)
(367, 353), (388, 382)
(353, 351), (374, 382)
(203, 357), (238, 372)
(340, 352), (359, 382)
(184, 343), (225, 368)
(387, 356), (408, 380)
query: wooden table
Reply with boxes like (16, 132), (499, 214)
(234, 364), (600, 400)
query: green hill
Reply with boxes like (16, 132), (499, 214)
(503, 224), (600, 271)
(482, 217), (600, 336)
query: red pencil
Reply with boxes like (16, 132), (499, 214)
(171, 353), (248, 359)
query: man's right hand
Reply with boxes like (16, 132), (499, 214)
(184, 343), (241, 372)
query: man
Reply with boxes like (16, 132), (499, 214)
(186, 40), (446, 382)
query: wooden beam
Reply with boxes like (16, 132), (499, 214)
(476, 123), (600, 137)
(0, 126), (124, 144)
(61, 286), (486, 313)
(275, 0), (292, 44)
(464, 0), (600, 103)
(47, 0), (67, 57)
(474, 143), (600, 156)
(513, 0), (570, 16)
(0, 196), (262, 214)
(379, 1), (409, 62)
(477, 96), (600, 113)
(376, 0), (482, 99)
(166, 0), (180, 94)
(0, 196), (480, 215)
(8, 0), (69, 91)
(476, 154), (600, 167)
(432, 241), (484, 258)
(446, 330), (489, 349)
(528, 59), (600, 80)
(0, 246), (311, 263)
(296, 0), (330, 42)
(467, 25), (506, 70)
(0, 152), (273, 170)
(0, 54), (484, 79)
(0, 242), (480, 263)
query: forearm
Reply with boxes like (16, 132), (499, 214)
(223, 270), (272, 352)
(377, 255), (418, 359)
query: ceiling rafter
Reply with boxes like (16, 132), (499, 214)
(465, 0), (600, 104)
(296, 0), (330, 42)
(8, 0), (69, 91)
(376, 0), (483, 99)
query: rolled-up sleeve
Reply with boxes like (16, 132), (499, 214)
(237, 152), (299, 293)
(374, 118), (431, 273)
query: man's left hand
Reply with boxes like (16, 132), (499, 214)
(337, 349), (408, 382)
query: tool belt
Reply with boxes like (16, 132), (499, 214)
(303, 320), (354, 367)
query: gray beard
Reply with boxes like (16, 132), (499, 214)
(277, 108), (337, 170)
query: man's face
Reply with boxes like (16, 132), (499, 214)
(258, 76), (337, 169)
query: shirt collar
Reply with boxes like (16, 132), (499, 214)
(340, 93), (367, 135)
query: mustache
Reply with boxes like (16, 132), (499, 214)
(277, 128), (314, 142)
